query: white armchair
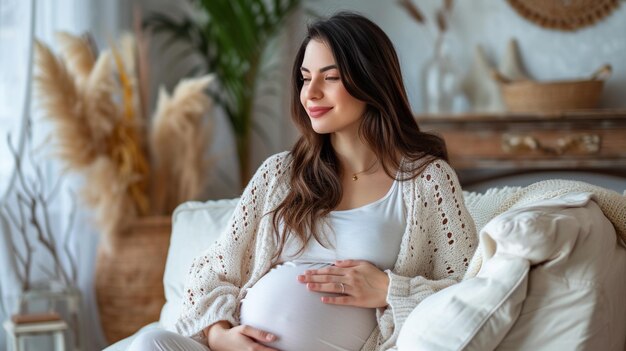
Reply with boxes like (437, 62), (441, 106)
(104, 184), (626, 351)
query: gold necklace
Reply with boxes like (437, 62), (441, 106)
(351, 159), (378, 181)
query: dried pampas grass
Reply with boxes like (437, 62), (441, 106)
(110, 40), (150, 216)
(117, 33), (144, 122)
(34, 40), (96, 169)
(34, 32), (215, 250)
(55, 32), (96, 87)
(150, 75), (215, 214)
(83, 156), (138, 251)
(83, 52), (118, 150)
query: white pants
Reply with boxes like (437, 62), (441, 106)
(127, 329), (210, 351)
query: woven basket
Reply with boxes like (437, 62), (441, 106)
(494, 64), (611, 113)
(95, 216), (172, 344)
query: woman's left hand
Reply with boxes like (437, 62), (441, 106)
(297, 260), (389, 308)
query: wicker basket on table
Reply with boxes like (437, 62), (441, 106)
(492, 64), (612, 113)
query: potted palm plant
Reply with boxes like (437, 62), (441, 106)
(145, 0), (301, 185)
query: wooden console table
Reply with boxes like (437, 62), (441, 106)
(416, 110), (626, 185)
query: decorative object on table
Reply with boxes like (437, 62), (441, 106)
(398, 0), (466, 114)
(507, 0), (621, 31)
(33, 31), (214, 342)
(1, 124), (84, 350)
(461, 46), (504, 113)
(461, 39), (530, 113)
(498, 39), (530, 82)
(492, 64), (612, 113)
(144, 0), (301, 185)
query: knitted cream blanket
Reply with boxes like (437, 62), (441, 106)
(462, 179), (626, 278)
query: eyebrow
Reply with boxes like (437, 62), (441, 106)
(300, 64), (338, 73)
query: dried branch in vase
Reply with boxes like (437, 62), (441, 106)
(397, 0), (455, 36)
(33, 32), (215, 252)
(397, 0), (426, 24)
(1, 131), (79, 291)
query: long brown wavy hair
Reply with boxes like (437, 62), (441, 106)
(270, 12), (448, 259)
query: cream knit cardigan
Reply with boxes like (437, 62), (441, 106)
(176, 152), (478, 350)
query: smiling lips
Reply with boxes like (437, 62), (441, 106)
(307, 106), (333, 118)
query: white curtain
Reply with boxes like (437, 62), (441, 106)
(0, 0), (126, 350)
(0, 0), (32, 196)
(0, 1), (38, 349)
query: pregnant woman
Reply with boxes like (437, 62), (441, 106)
(129, 11), (477, 351)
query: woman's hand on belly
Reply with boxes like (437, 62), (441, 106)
(206, 321), (279, 351)
(297, 259), (390, 308)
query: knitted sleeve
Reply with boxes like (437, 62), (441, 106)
(175, 152), (288, 340)
(378, 160), (478, 349)
(415, 160), (477, 281)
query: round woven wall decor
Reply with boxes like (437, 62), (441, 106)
(507, 0), (621, 31)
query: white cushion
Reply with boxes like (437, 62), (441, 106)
(496, 201), (626, 350)
(397, 253), (528, 351)
(159, 198), (239, 331)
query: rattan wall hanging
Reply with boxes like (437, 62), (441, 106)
(507, 0), (621, 31)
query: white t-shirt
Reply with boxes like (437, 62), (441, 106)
(239, 179), (406, 351)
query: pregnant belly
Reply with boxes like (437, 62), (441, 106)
(240, 262), (377, 351)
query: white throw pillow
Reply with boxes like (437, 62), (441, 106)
(495, 202), (626, 350)
(396, 254), (529, 351)
(159, 198), (239, 331)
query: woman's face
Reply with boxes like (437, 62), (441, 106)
(300, 39), (366, 135)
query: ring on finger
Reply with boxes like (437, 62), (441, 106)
(339, 282), (345, 294)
